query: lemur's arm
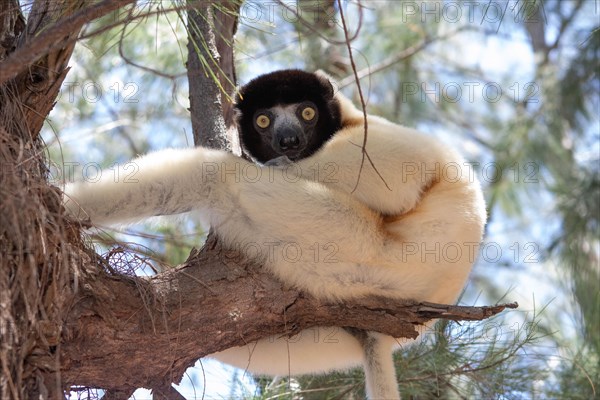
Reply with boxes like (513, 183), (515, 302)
(63, 145), (386, 268)
(63, 148), (241, 225)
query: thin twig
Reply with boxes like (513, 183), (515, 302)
(336, 0), (390, 193)
(338, 26), (472, 89)
(117, 4), (184, 80)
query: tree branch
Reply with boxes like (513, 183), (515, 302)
(0, 0), (135, 86)
(55, 235), (516, 391)
(337, 27), (471, 89)
(186, 0), (229, 149)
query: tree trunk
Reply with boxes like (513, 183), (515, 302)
(0, 1), (108, 398)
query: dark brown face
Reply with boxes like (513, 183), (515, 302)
(234, 70), (342, 163)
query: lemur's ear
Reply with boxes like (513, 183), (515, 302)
(314, 70), (339, 99)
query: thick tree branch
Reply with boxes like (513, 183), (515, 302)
(55, 235), (516, 391)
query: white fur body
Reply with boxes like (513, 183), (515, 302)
(64, 92), (486, 399)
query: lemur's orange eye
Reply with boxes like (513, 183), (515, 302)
(301, 107), (316, 121)
(256, 115), (270, 128)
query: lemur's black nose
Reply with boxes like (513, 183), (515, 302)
(280, 135), (300, 149)
(278, 126), (301, 150)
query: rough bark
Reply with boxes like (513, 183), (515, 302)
(213, 1), (239, 131)
(0, 1), (106, 397)
(0, 0), (25, 61)
(187, 0), (241, 155)
(187, 0), (229, 150)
